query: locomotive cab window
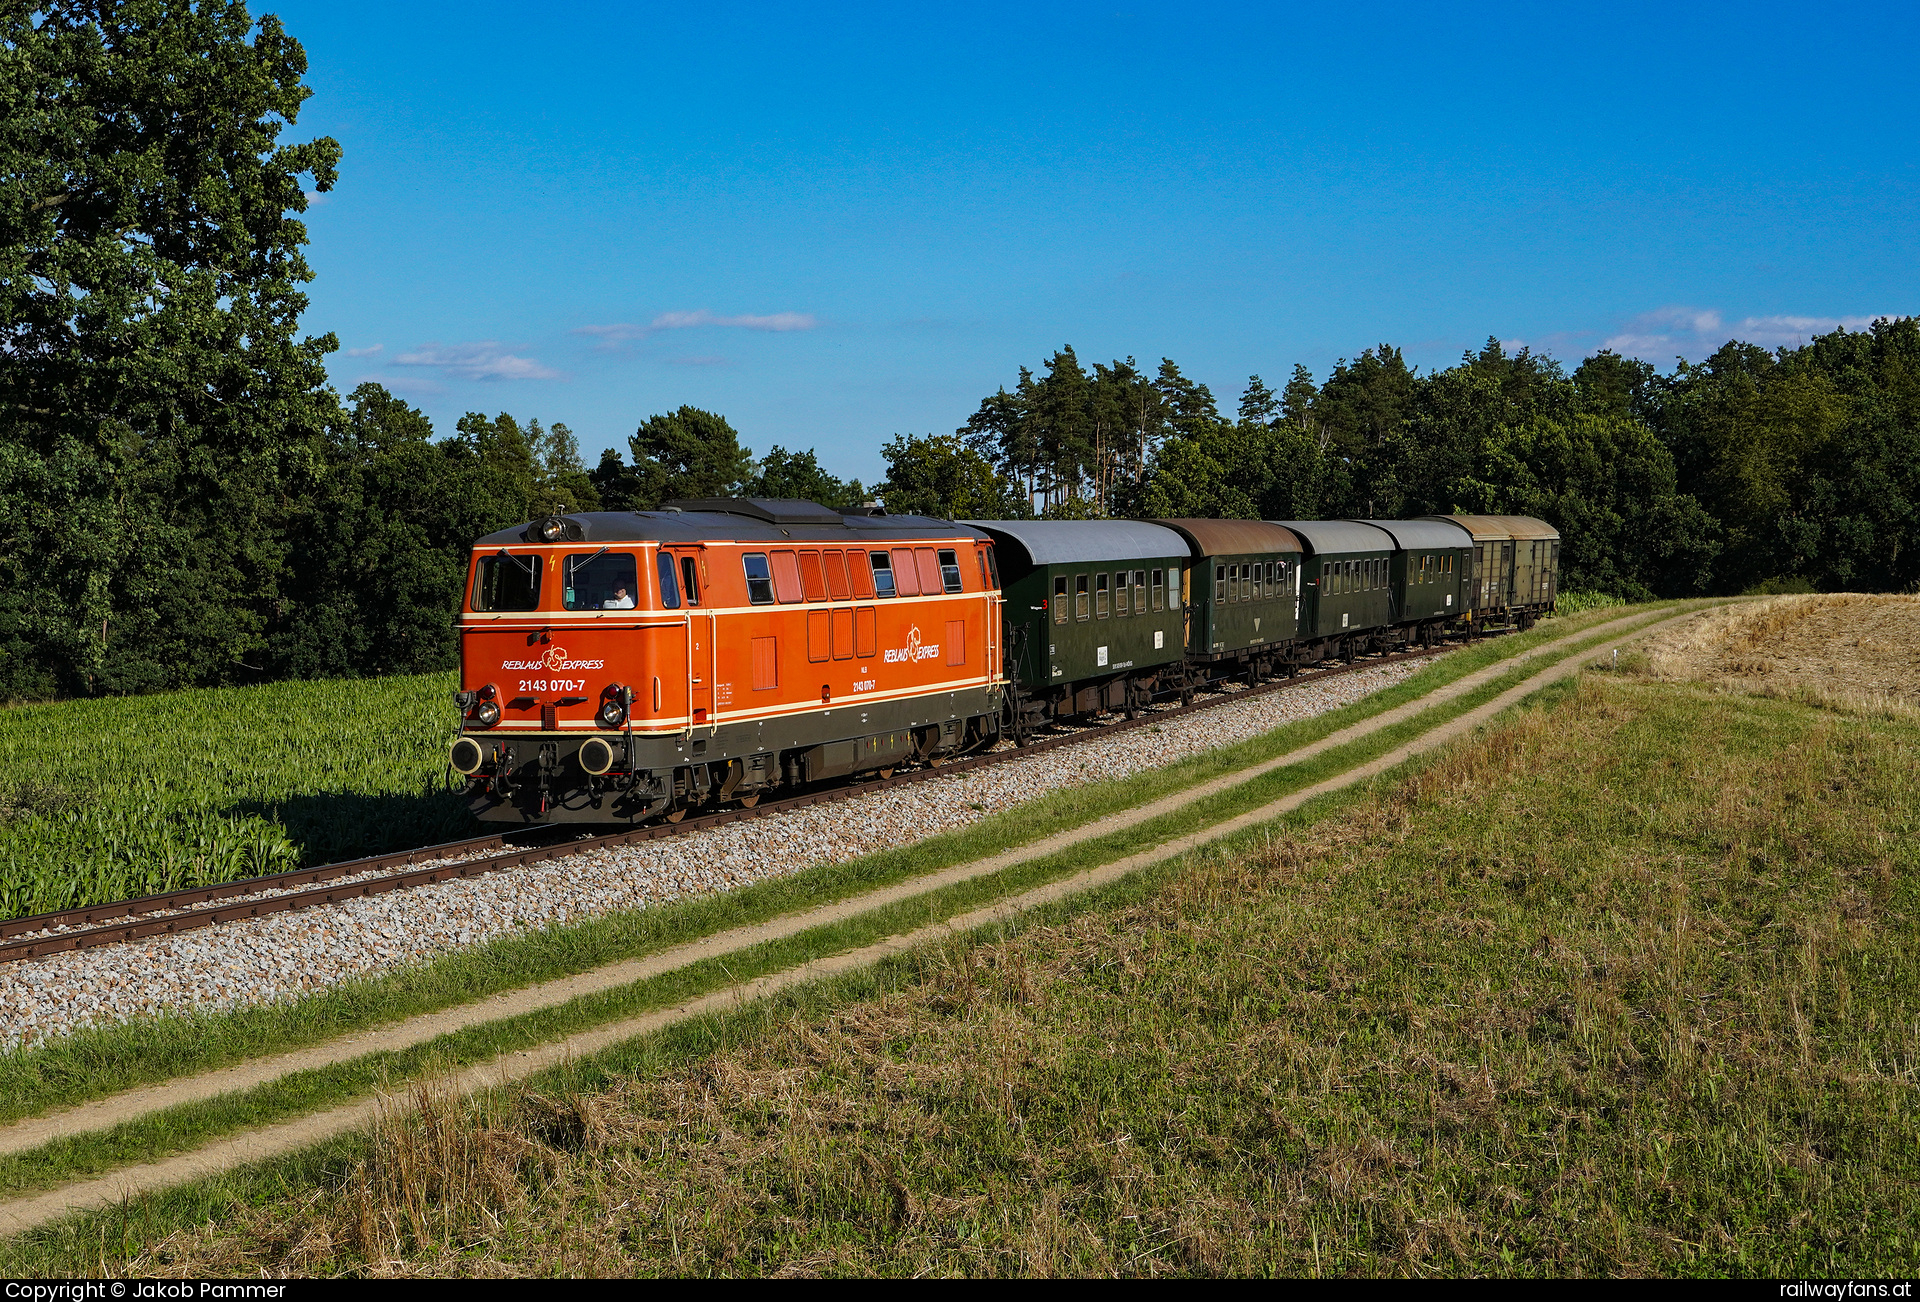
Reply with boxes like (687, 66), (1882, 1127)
(473, 552), (542, 612)
(562, 550), (638, 611)
(743, 553), (775, 605)
(679, 555), (701, 605)
(938, 549), (963, 593)
(1054, 576), (1068, 624)
(869, 551), (897, 598)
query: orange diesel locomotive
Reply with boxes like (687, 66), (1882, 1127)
(447, 499), (1004, 824)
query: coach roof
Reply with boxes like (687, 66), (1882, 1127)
(962, 519), (1188, 566)
(1267, 519), (1396, 554)
(1421, 513), (1559, 542)
(1149, 518), (1303, 558)
(1346, 518), (1476, 550)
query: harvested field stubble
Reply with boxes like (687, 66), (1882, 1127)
(114, 676), (1920, 1277)
(1631, 594), (1920, 716)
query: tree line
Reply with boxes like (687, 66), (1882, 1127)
(928, 323), (1920, 603)
(3, 3), (1914, 701)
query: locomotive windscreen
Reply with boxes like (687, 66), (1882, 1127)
(473, 552), (541, 612)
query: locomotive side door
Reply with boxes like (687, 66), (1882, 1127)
(669, 547), (717, 729)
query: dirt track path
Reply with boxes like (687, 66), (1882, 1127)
(0, 606), (1687, 1237)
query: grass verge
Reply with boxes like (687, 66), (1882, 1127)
(20, 668), (1913, 1277)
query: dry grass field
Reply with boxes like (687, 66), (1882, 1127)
(108, 656), (1920, 1278)
(1634, 594), (1920, 713)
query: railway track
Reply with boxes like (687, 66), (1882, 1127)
(0, 643), (1466, 965)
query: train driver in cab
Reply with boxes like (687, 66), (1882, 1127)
(604, 584), (635, 610)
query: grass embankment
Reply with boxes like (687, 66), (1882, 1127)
(0, 672), (467, 917)
(74, 669), (1918, 1278)
(0, 607), (1682, 1213)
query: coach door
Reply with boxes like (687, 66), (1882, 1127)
(669, 547), (717, 729)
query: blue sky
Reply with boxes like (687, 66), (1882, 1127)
(278, 0), (1920, 484)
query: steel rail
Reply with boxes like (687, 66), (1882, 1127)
(0, 642), (1463, 965)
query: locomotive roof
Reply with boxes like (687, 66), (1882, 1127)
(475, 505), (986, 548)
(1148, 518), (1303, 558)
(1420, 513), (1560, 542)
(1266, 519), (1396, 554)
(1345, 518), (1476, 550)
(960, 519), (1188, 566)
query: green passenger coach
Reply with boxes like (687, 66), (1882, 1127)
(1350, 517), (1474, 639)
(1270, 519), (1398, 654)
(964, 519), (1188, 725)
(1150, 518), (1305, 684)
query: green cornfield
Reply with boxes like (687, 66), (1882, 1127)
(0, 673), (471, 921)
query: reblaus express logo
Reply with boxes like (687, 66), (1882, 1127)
(882, 625), (941, 664)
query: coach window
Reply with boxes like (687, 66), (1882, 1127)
(743, 554), (775, 605)
(1075, 574), (1090, 621)
(1054, 575), (1068, 624)
(474, 551), (542, 612)
(1113, 571), (1129, 617)
(1151, 568), (1165, 612)
(1096, 572), (1110, 618)
(656, 553), (681, 610)
(824, 550), (851, 601)
(891, 548), (921, 597)
(937, 548), (964, 593)
(869, 550), (896, 598)
(1214, 564), (1227, 602)
(770, 550), (803, 603)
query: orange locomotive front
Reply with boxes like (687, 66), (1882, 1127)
(448, 498), (1005, 824)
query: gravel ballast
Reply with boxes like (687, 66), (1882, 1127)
(0, 660), (1435, 1052)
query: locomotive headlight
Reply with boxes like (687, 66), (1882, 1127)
(598, 683), (630, 728)
(473, 700), (501, 728)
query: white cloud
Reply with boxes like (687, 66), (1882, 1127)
(574, 310), (818, 343)
(1600, 306), (1901, 360)
(344, 344), (384, 358)
(393, 341), (560, 381)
